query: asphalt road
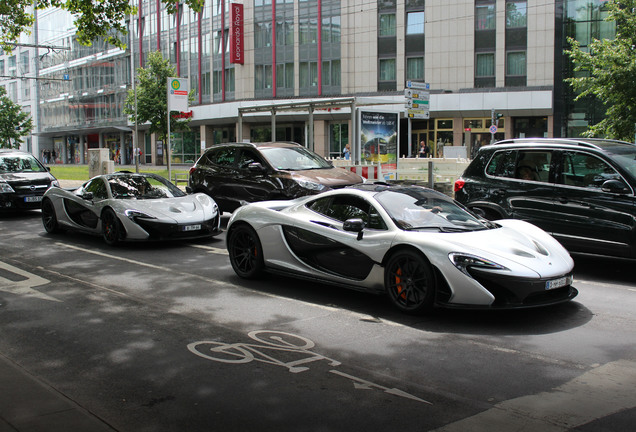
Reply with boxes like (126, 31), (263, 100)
(1, 210), (635, 431)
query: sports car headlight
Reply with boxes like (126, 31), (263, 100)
(449, 253), (508, 277)
(295, 178), (327, 191)
(125, 209), (156, 221)
(0, 182), (15, 193)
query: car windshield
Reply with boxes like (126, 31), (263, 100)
(608, 146), (636, 178)
(375, 188), (490, 232)
(0, 154), (47, 174)
(107, 174), (186, 199)
(260, 146), (332, 170)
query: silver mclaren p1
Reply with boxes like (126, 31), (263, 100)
(226, 183), (578, 314)
(42, 172), (221, 245)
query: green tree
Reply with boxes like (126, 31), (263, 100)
(0, 0), (204, 53)
(124, 51), (193, 154)
(566, 0), (636, 141)
(0, 86), (33, 149)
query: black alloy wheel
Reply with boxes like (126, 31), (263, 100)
(228, 224), (264, 279)
(101, 208), (122, 246)
(385, 250), (435, 314)
(41, 198), (61, 233)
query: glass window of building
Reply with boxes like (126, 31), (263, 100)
(379, 14), (396, 36)
(506, 51), (526, 76)
(300, 62), (318, 87)
(379, 58), (396, 81)
(475, 53), (495, 77)
(506, 1), (527, 28)
(20, 52), (29, 74)
(406, 11), (425, 35)
(476, 4), (496, 30)
(406, 57), (424, 80)
(331, 60), (341, 86)
(329, 123), (349, 158)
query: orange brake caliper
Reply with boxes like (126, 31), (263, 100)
(395, 268), (406, 299)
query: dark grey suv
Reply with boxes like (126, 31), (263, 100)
(454, 138), (636, 259)
(188, 142), (364, 213)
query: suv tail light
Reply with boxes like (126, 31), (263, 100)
(454, 179), (465, 192)
(189, 166), (197, 176)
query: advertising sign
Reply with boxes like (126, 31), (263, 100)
(230, 3), (244, 64)
(359, 110), (399, 178)
(167, 77), (189, 112)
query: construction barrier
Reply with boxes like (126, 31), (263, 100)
(347, 164), (380, 180)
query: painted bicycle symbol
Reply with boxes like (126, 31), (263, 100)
(188, 330), (341, 373)
(188, 330), (431, 405)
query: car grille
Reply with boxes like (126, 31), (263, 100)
(134, 215), (221, 240)
(469, 270), (576, 308)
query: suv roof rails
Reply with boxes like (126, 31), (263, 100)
(492, 138), (605, 150)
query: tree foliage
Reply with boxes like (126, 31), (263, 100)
(124, 51), (192, 144)
(566, 0), (636, 141)
(0, 87), (33, 149)
(0, 0), (204, 53)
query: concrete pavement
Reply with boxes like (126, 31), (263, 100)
(0, 354), (115, 432)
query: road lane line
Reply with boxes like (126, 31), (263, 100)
(431, 359), (636, 431)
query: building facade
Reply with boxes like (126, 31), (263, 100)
(0, 0), (616, 164)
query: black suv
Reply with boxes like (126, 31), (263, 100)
(454, 138), (636, 259)
(1, 149), (59, 211)
(188, 142), (363, 213)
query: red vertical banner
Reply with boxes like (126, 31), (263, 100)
(230, 3), (244, 65)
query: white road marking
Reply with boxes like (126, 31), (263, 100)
(187, 244), (229, 255)
(432, 359), (636, 431)
(0, 261), (59, 302)
(329, 369), (432, 405)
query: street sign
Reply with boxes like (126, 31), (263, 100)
(168, 77), (189, 112)
(407, 99), (429, 109)
(406, 81), (430, 90)
(489, 125), (498, 134)
(407, 109), (430, 119)
(404, 89), (422, 99)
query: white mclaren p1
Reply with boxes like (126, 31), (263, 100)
(226, 183), (578, 314)
(42, 172), (221, 245)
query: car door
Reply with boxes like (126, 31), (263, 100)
(283, 194), (394, 282)
(200, 147), (239, 211)
(550, 150), (636, 257)
(235, 148), (282, 203)
(63, 178), (107, 230)
(485, 149), (559, 231)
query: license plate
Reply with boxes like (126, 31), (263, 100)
(182, 224), (201, 232)
(24, 196), (43, 203)
(545, 275), (572, 290)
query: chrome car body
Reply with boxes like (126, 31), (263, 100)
(42, 172), (221, 245)
(226, 183), (577, 314)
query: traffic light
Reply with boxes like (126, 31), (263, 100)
(496, 113), (503, 119)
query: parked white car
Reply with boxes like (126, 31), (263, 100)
(42, 172), (221, 245)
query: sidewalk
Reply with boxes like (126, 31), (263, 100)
(0, 355), (115, 432)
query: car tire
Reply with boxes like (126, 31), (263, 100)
(101, 208), (122, 246)
(384, 250), (435, 314)
(228, 224), (264, 279)
(41, 198), (62, 234)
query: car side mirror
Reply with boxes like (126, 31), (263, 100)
(185, 186), (193, 194)
(601, 179), (629, 194)
(82, 192), (94, 201)
(343, 218), (365, 240)
(248, 162), (267, 173)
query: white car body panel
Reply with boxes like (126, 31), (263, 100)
(227, 186), (577, 310)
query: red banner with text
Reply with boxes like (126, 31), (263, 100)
(230, 3), (244, 64)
